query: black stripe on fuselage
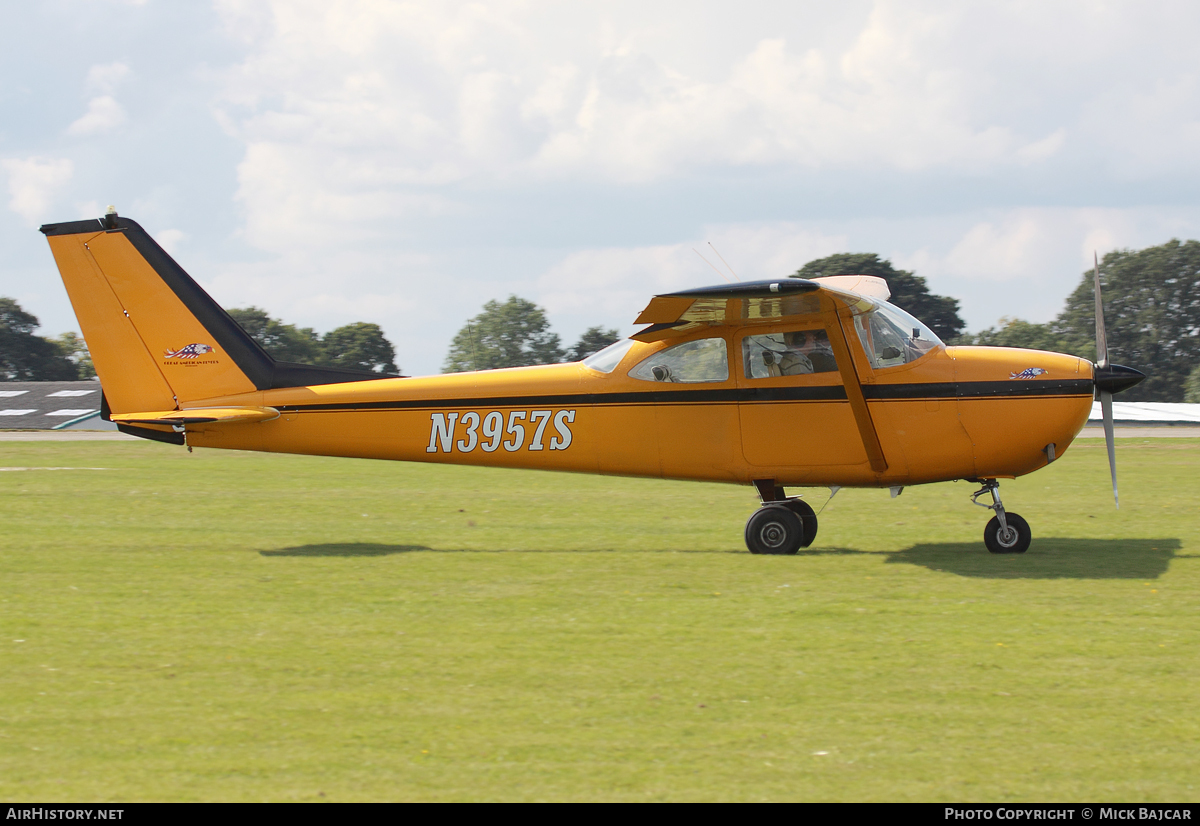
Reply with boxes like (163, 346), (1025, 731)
(866, 378), (1095, 400)
(275, 379), (1094, 413)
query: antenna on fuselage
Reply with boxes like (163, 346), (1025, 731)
(707, 242), (742, 282)
(693, 247), (732, 283)
(467, 319), (481, 370)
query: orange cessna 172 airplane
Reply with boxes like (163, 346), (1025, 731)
(41, 209), (1145, 556)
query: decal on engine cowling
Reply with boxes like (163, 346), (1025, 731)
(426, 409), (575, 454)
(1010, 367), (1048, 379)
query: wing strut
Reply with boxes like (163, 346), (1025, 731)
(826, 309), (888, 473)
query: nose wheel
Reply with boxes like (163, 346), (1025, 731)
(972, 480), (1031, 554)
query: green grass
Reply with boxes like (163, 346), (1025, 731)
(1, 437), (1198, 801)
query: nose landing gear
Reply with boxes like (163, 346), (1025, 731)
(971, 480), (1031, 554)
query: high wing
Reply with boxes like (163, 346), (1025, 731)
(631, 276), (888, 341)
(632, 276), (891, 473)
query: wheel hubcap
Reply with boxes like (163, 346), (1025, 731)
(997, 526), (1018, 547)
(759, 521), (788, 549)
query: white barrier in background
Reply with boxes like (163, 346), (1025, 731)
(1088, 402), (1200, 423)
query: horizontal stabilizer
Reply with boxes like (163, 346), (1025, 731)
(110, 407), (280, 426)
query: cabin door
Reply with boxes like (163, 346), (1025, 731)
(735, 324), (867, 469)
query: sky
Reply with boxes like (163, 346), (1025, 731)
(3, 0), (1199, 377)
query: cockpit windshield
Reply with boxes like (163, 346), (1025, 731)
(853, 301), (942, 369)
(581, 338), (637, 373)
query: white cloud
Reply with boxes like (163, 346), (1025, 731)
(535, 224), (848, 343)
(900, 208), (1155, 286)
(67, 96), (127, 136)
(220, 0), (1184, 251)
(1, 157), (74, 225)
(165, 0), (1200, 374)
(85, 62), (131, 95)
(889, 206), (1200, 327)
(209, 0), (1200, 270)
(65, 62), (133, 137)
(156, 229), (186, 255)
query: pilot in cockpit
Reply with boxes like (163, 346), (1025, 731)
(765, 329), (836, 375)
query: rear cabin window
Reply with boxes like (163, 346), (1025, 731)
(629, 337), (729, 383)
(743, 329), (838, 379)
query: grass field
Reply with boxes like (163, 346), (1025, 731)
(1, 437), (1198, 802)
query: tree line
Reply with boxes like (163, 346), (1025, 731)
(441, 242), (1200, 403)
(443, 296), (620, 373)
(0, 298), (95, 381)
(439, 255), (971, 376)
(5, 238), (1198, 402)
(793, 244), (1200, 402)
(0, 301), (399, 381)
(961, 240), (1200, 403)
(224, 308), (399, 375)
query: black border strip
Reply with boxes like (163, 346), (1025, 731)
(663, 278), (821, 299)
(863, 379), (1095, 400)
(275, 381), (1093, 413)
(40, 218), (105, 236)
(40, 217), (390, 390)
(116, 423), (186, 445)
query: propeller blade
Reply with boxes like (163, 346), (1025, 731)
(1101, 389), (1118, 509)
(1094, 252), (1109, 369)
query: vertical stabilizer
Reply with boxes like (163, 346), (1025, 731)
(41, 213), (384, 414)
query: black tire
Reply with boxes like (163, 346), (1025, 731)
(745, 505), (805, 555)
(984, 513), (1031, 554)
(780, 499), (818, 547)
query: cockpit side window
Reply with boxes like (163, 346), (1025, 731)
(853, 302), (942, 369)
(629, 337), (729, 383)
(743, 329), (838, 379)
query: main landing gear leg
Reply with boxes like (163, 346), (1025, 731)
(971, 480), (1031, 554)
(745, 481), (818, 555)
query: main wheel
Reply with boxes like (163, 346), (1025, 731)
(745, 505), (805, 555)
(984, 513), (1031, 554)
(781, 499), (818, 547)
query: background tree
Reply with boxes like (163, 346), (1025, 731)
(1185, 365), (1200, 403)
(54, 332), (96, 379)
(791, 253), (966, 341)
(0, 297), (80, 381)
(321, 322), (398, 374)
(226, 307), (324, 364)
(1048, 241), (1200, 402)
(227, 307), (399, 374)
(567, 326), (622, 361)
(951, 239), (1200, 401)
(444, 295), (564, 372)
(968, 318), (1065, 352)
